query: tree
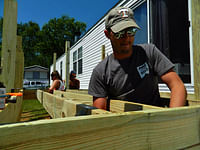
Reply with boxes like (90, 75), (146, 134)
(1, 15), (86, 68)
(40, 16), (86, 62)
(17, 21), (42, 66)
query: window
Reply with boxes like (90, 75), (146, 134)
(133, 2), (148, 44)
(132, 0), (191, 86)
(33, 72), (40, 79)
(73, 47), (83, 74)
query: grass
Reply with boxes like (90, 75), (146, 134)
(21, 99), (50, 121)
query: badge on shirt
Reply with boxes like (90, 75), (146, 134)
(137, 62), (149, 79)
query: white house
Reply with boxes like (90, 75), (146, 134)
(50, 0), (194, 93)
(24, 65), (49, 89)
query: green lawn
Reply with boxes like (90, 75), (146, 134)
(21, 99), (50, 121)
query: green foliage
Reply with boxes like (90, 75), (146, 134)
(15, 15), (87, 67)
(40, 16), (86, 66)
(17, 21), (42, 66)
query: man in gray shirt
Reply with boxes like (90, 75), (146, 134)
(88, 7), (186, 110)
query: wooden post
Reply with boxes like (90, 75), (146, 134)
(65, 41), (70, 89)
(1, 0), (18, 92)
(101, 45), (105, 60)
(53, 53), (57, 71)
(192, 0), (200, 99)
(14, 36), (24, 89)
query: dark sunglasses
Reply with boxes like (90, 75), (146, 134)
(112, 28), (137, 39)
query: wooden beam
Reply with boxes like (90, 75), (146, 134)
(0, 96), (23, 124)
(192, 0), (200, 99)
(1, 0), (18, 92)
(42, 91), (110, 118)
(66, 89), (88, 94)
(53, 53), (57, 71)
(53, 90), (93, 105)
(1, 106), (200, 149)
(101, 45), (105, 60)
(110, 99), (162, 113)
(14, 36), (24, 89)
(36, 89), (43, 104)
(65, 41), (70, 89)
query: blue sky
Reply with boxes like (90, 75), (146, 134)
(0, 0), (118, 31)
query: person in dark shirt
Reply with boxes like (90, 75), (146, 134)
(88, 7), (187, 110)
(69, 71), (80, 89)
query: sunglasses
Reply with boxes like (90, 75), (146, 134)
(112, 28), (137, 39)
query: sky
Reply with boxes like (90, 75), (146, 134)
(0, 0), (118, 31)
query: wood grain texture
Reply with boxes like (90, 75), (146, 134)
(110, 99), (162, 113)
(0, 96), (23, 124)
(1, 0), (17, 92)
(42, 91), (109, 118)
(192, 0), (200, 99)
(36, 89), (43, 103)
(14, 36), (24, 89)
(1, 106), (200, 149)
(53, 90), (93, 105)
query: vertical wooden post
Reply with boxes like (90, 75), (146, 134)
(101, 45), (105, 60)
(65, 41), (70, 89)
(192, 0), (200, 99)
(53, 53), (57, 71)
(1, 0), (18, 92)
(14, 36), (24, 89)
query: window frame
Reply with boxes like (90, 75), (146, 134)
(73, 46), (83, 75)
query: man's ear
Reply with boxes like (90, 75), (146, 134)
(104, 29), (110, 39)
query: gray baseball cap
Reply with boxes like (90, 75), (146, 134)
(105, 7), (140, 33)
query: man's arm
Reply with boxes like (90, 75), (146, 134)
(93, 97), (107, 110)
(160, 69), (187, 107)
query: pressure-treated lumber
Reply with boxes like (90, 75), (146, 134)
(40, 91), (110, 118)
(53, 90), (93, 105)
(0, 96), (23, 124)
(14, 36), (24, 89)
(66, 89), (89, 94)
(65, 41), (70, 89)
(1, 0), (17, 92)
(192, 0), (200, 100)
(54, 90), (162, 113)
(1, 105), (200, 149)
(110, 99), (162, 113)
(37, 89), (43, 103)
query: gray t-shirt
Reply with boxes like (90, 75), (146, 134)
(88, 44), (174, 107)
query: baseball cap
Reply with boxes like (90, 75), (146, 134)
(105, 7), (140, 33)
(70, 70), (76, 76)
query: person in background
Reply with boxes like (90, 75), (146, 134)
(88, 7), (187, 110)
(49, 70), (65, 93)
(69, 70), (80, 89)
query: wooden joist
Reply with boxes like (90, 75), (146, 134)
(37, 90), (110, 118)
(1, 105), (200, 149)
(110, 99), (162, 113)
(53, 90), (93, 105)
(0, 96), (23, 124)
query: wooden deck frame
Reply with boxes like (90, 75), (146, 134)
(1, 103), (200, 149)
(37, 90), (111, 118)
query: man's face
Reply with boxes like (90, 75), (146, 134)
(107, 28), (135, 55)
